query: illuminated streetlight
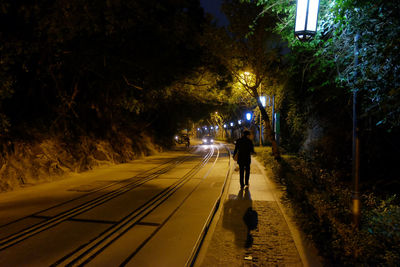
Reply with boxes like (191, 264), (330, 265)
(238, 120), (242, 125)
(295, 0), (320, 40)
(223, 124), (227, 128)
(260, 96), (266, 107)
(230, 122), (234, 127)
(211, 126), (214, 130)
(240, 71), (256, 87)
(215, 126), (219, 129)
(246, 112), (252, 121)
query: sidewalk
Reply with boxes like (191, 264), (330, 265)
(196, 156), (322, 266)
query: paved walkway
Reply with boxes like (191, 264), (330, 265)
(197, 156), (322, 267)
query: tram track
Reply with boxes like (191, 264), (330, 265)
(52, 146), (218, 266)
(0, 149), (202, 251)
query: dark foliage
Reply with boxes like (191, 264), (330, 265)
(0, 0), (220, 144)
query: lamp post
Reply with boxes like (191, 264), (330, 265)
(245, 112), (252, 137)
(352, 33), (361, 227)
(259, 96), (266, 146)
(295, 0), (360, 227)
(246, 112), (252, 121)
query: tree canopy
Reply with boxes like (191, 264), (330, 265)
(246, 0), (400, 189)
(0, 0), (231, 143)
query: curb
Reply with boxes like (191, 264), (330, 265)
(186, 143), (233, 267)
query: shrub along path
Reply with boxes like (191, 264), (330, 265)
(255, 147), (400, 266)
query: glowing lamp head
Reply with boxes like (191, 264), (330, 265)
(230, 122), (234, 127)
(246, 112), (252, 121)
(260, 96), (266, 107)
(295, 0), (320, 41)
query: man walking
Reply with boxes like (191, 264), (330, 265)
(233, 130), (255, 189)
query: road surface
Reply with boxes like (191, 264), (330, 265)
(0, 143), (230, 266)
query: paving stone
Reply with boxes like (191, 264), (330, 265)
(200, 196), (302, 266)
(199, 154), (305, 267)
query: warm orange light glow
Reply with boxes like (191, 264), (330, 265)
(240, 71), (256, 87)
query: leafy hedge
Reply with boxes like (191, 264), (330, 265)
(256, 147), (400, 266)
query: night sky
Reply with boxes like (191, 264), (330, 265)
(200, 0), (228, 26)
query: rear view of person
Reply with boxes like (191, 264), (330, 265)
(233, 130), (255, 189)
(185, 135), (190, 148)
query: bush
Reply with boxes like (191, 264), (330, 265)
(256, 147), (400, 266)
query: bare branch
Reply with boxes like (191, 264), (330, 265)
(123, 75), (143, 90)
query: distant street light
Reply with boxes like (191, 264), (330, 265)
(223, 124), (227, 128)
(259, 95), (267, 146)
(295, 0), (320, 40)
(230, 122), (234, 127)
(259, 96), (266, 107)
(246, 112), (252, 121)
(238, 120), (242, 125)
(240, 71), (256, 87)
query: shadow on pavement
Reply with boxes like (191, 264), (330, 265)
(222, 188), (258, 248)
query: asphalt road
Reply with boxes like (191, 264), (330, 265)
(0, 143), (231, 266)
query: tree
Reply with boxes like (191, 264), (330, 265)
(252, 0), (400, 187)
(217, 0), (285, 159)
(0, 0), (221, 142)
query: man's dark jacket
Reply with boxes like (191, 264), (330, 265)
(233, 136), (255, 165)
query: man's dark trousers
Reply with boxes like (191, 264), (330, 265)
(239, 163), (250, 187)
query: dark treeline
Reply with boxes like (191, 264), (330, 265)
(0, 0), (219, 145)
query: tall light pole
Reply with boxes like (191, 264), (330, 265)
(295, 0), (360, 227)
(246, 112), (252, 135)
(352, 32), (361, 227)
(259, 95), (266, 146)
(246, 112), (252, 122)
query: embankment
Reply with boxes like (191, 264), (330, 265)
(0, 132), (161, 192)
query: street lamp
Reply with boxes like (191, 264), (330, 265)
(230, 122), (234, 127)
(259, 96), (267, 146)
(295, 0), (320, 40)
(259, 96), (266, 107)
(238, 120), (242, 125)
(246, 112), (252, 121)
(240, 71), (256, 87)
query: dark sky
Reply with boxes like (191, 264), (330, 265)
(200, 0), (228, 26)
